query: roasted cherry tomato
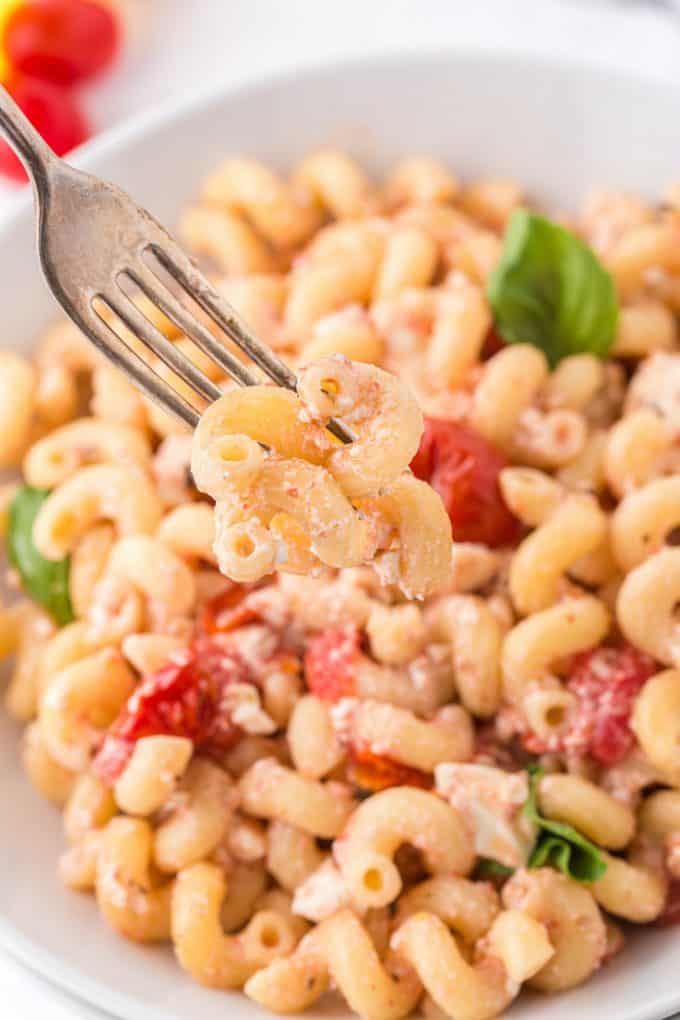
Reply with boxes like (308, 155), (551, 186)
(410, 418), (521, 547)
(196, 581), (263, 637)
(4, 0), (119, 86)
(565, 643), (658, 765)
(347, 746), (431, 793)
(93, 637), (250, 782)
(0, 71), (88, 180)
(526, 642), (658, 764)
(304, 626), (360, 702)
(481, 325), (507, 360)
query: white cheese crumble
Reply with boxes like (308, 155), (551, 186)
(292, 859), (355, 922)
(435, 763), (536, 869)
(222, 683), (277, 736)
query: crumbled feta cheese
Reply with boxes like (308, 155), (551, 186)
(292, 859), (352, 922)
(222, 684), (276, 735)
(329, 697), (359, 745)
(373, 549), (401, 588)
(435, 763), (536, 868)
(227, 624), (279, 674)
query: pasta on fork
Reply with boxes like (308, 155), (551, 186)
(191, 354), (452, 597)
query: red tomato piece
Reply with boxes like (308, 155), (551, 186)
(0, 72), (89, 181)
(93, 637), (250, 783)
(481, 326), (506, 360)
(347, 746), (432, 793)
(657, 881), (680, 927)
(304, 626), (360, 702)
(410, 418), (521, 547)
(4, 0), (119, 86)
(564, 643), (658, 765)
(196, 582), (263, 636)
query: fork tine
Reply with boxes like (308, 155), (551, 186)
(84, 302), (200, 428)
(146, 241), (355, 445)
(123, 263), (259, 389)
(146, 241), (298, 389)
(101, 287), (223, 404)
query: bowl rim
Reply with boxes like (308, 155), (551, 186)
(2, 43), (680, 1020)
(2, 40), (679, 229)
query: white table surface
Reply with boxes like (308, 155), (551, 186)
(2, 0), (680, 1015)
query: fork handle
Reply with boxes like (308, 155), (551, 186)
(0, 84), (57, 193)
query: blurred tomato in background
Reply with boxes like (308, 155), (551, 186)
(0, 0), (122, 181)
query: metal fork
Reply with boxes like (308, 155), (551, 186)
(0, 86), (353, 443)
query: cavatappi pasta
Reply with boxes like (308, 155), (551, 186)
(2, 150), (680, 1020)
(190, 354), (451, 598)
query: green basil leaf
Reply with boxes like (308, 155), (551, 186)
(528, 834), (606, 883)
(487, 209), (619, 367)
(524, 766), (607, 883)
(7, 486), (74, 626)
(476, 858), (515, 881)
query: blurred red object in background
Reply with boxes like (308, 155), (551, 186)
(0, 70), (89, 180)
(4, 0), (119, 85)
(0, 1), (121, 181)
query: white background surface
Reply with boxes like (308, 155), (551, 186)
(2, 0), (680, 1015)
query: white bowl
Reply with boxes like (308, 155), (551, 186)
(2, 49), (680, 1020)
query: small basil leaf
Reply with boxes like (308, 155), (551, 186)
(528, 834), (606, 883)
(476, 858), (515, 881)
(487, 209), (618, 367)
(524, 766), (607, 883)
(8, 485), (74, 626)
